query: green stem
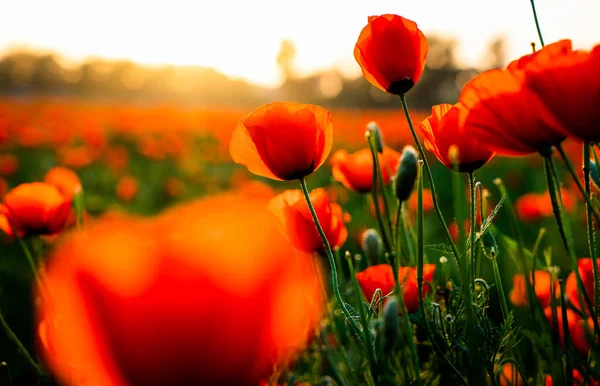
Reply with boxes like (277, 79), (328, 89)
(0, 310), (41, 375)
(491, 255), (509, 320)
(396, 201), (414, 266)
(558, 142), (599, 315)
(367, 136), (394, 254)
(468, 172), (477, 287)
(346, 256), (379, 381)
(416, 167), (469, 385)
(543, 156), (600, 338)
(529, 0), (545, 47)
(399, 95), (463, 277)
(559, 280), (574, 386)
(14, 234), (49, 303)
(298, 179), (368, 358)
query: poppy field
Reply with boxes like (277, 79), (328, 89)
(1, 5), (600, 386)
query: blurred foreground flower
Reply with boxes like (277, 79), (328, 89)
(229, 102), (333, 181)
(269, 188), (347, 254)
(37, 193), (324, 386)
(355, 263), (436, 313)
(354, 14), (427, 95)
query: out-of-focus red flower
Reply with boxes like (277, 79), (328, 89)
(354, 14), (428, 95)
(525, 42), (600, 142)
(545, 370), (599, 386)
(515, 189), (577, 222)
(234, 180), (275, 200)
(44, 166), (83, 201)
(419, 104), (494, 172)
(116, 176), (139, 203)
(230, 102), (333, 181)
(355, 263), (436, 313)
(544, 307), (590, 356)
(104, 145), (129, 174)
(57, 146), (97, 169)
(2, 182), (71, 238)
(269, 188), (347, 253)
(164, 177), (185, 198)
(498, 362), (524, 386)
(331, 147), (401, 193)
(407, 188), (434, 213)
(38, 194), (324, 386)
(0, 178), (7, 199)
(509, 271), (558, 308)
(565, 258), (600, 314)
(0, 154), (18, 176)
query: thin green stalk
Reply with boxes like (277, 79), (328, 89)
(452, 162), (467, 256)
(529, 0), (545, 47)
(543, 156), (600, 338)
(14, 234), (49, 303)
(491, 256), (509, 320)
(0, 310), (41, 375)
(468, 172), (477, 288)
(367, 136), (394, 254)
(559, 280), (574, 386)
(556, 142), (600, 315)
(400, 95), (463, 277)
(298, 179), (367, 355)
(416, 167), (469, 386)
(548, 271), (565, 386)
(346, 256), (379, 381)
(396, 201), (414, 265)
(582, 143), (599, 315)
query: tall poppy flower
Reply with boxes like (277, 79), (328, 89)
(419, 103), (494, 172)
(565, 258), (600, 314)
(44, 166), (83, 201)
(2, 182), (71, 238)
(498, 362), (524, 386)
(457, 41), (571, 156)
(354, 14), (428, 95)
(524, 42), (600, 142)
(509, 270), (558, 308)
(331, 147), (401, 193)
(229, 102), (333, 181)
(355, 263), (436, 313)
(38, 194), (324, 386)
(269, 188), (347, 253)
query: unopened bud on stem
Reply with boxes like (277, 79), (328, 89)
(394, 145), (419, 202)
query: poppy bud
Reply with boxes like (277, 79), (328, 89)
(590, 160), (600, 190)
(362, 229), (383, 264)
(366, 121), (384, 153)
(394, 146), (419, 202)
(382, 296), (400, 354)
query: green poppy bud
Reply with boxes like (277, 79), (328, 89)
(362, 229), (383, 264)
(383, 296), (400, 354)
(590, 160), (600, 190)
(394, 145), (419, 202)
(366, 121), (384, 153)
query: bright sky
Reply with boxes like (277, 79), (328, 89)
(1, 0), (599, 87)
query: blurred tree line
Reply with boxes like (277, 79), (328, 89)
(0, 36), (505, 109)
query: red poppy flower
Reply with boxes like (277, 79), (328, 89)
(44, 166), (83, 201)
(525, 42), (600, 142)
(116, 175), (139, 202)
(457, 42), (571, 156)
(355, 263), (436, 313)
(2, 182), (71, 238)
(545, 370), (599, 386)
(331, 147), (401, 193)
(544, 307), (590, 356)
(419, 103), (494, 172)
(230, 102), (333, 181)
(565, 258), (600, 314)
(509, 271), (558, 308)
(354, 14), (428, 95)
(269, 188), (347, 254)
(515, 189), (577, 222)
(498, 362), (524, 386)
(38, 194), (324, 386)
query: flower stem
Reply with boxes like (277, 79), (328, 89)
(491, 255), (509, 320)
(298, 179), (370, 364)
(367, 135), (394, 255)
(14, 234), (49, 303)
(468, 172), (477, 287)
(557, 142), (599, 315)
(399, 95), (463, 277)
(529, 0), (545, 47)
(559, 280), (574, 386)
(543, 156), (600, 338)
(416, 167), (469, 386)
(0, 310), (42, 376)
